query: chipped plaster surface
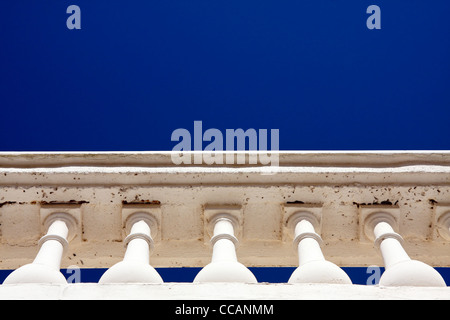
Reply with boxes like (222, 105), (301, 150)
(0, 152), (450, 270)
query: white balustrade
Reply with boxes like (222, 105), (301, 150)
(1, 206), (449, 287)
(3, 213), (77, 284)
(99, 213), (163, 284)
(365, 212), (446, 287)
(287, 211), (352, 284)
(194, 214), (257, 283)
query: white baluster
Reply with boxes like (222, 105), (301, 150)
(3, 213), (76, 284)
(365, 212), (446, 287)
(287, 212), (352, 284)
(194, 214), (257, 283)
(99, 213), (163, 284)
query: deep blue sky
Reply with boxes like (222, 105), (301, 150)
(0, 0), (449, 151)
(1, 267), (450, 285)
(0, 1), (449, 284)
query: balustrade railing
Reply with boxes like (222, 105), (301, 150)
(0, 204), (448, 287)
(0, 152), (449, 288)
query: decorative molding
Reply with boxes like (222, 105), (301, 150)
(359, 205), (400, 243)
(40, 205), (81, 243)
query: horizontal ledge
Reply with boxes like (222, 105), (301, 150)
(0, 165), (450, 186)
(0, 151), (449, 169)
(0, 282), (449, 300)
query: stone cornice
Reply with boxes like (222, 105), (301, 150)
(0, 151), (449, 168)
(0, 151), (449, 186)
